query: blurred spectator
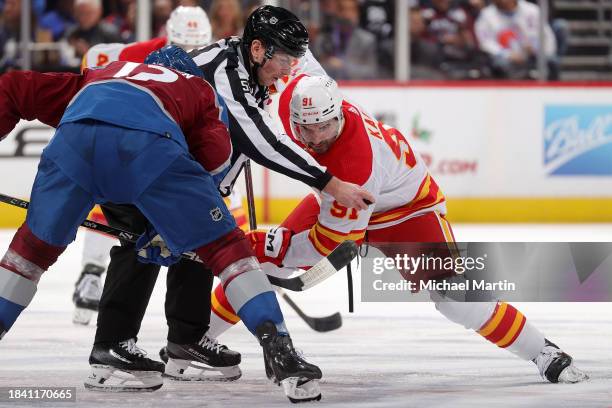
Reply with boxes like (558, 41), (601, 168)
(39, 0), (75, 41)
(209, 0), (242, 40)
(242, 0), (262, 27)
(103, 0), (136, 42)
(0, 0), (46, 17)
(312, 0), (378, 80)
(457, 0), (486, 33)
(460, 0), (487, 16)
(409, 6), (445, 79)
(63, 0), (122, 66)
(526, 0), (568, 57)
(0, 0), (57, 71)
(360, 0), (394, 78)
(475, 0), (558, 79)
(153, 0), (173, 37)
(419, 0), (488, 79)
(0, 0), (24, 71)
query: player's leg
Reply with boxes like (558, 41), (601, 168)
(135, 157), (322, 401)
(370, 211), (587, 383)
(72, 206), (115, 325)
(93, 204), (160, 345)
(82, 122), (184, 392)
(159, 259), (241, 381)
(0, 155), (93, 339)
(207, 193), (321, 339)
(85, 203), (165, 391)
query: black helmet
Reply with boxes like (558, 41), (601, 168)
(243, 6), (309, 59)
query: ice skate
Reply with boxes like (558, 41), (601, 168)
(256, 321), (322, 403)
(159, 334), (242, 381)
(534, 339), (589, 383)
(85, 338), (164, 391)
(72, 264), (104, 325)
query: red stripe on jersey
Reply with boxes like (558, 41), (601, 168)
(484, 305), (518, 345)
(500, 315), (526, 348)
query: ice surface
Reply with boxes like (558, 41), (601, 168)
(1, 225), (611, 407)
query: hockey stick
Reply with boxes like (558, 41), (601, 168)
(279, 290), (342, 333)
(242, 162), (344, 332)
(0, 193), (356, 292)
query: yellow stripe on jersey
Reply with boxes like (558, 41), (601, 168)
(314, 222), (366, 243)
(308, 222), (366, 256)
(369, 173), (445, 226)
(477, 302), (508, 337)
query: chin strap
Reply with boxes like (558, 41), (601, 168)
(336, 113), (345, 139)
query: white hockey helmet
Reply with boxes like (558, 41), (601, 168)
(290, 75), (343, 125)
(167, 6), (212, 50)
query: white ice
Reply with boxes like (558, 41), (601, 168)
(1, 225), (611, 407)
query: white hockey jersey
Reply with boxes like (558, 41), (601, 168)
(274, 75), (446, 267)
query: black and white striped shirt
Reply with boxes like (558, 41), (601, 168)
(189, 37), (332, 197)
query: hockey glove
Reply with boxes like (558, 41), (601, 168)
(247, 227), (292, 266)
(136, 226), (181, 267)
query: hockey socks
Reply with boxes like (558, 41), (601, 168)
(218, 257), (286, 335)
(195, 229), (287, 336)
(0, 224), (65, 336)
(434, 298), (545, 361)
(477, 302), (545, 361)
(209, 276), (287, 338)
(209, 283), (240, 338)
(0, 266), (37, 334)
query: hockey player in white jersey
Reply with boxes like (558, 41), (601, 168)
(209, 74), (589, 385)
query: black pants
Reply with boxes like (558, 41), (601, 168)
(94, 204), (213, 345)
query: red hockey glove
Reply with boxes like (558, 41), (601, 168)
(246, 227), (292, 266)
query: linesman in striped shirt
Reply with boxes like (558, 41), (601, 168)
(188, 5), (373, 210)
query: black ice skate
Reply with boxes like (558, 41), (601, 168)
(72, 264), (104, 325)
(85, 338), (165, 391)
(533, 339), (589, 383)
(159, 334), (242, 381)
(256, 321), (322, 403)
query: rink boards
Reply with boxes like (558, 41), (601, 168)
(1, 82), (612, 225)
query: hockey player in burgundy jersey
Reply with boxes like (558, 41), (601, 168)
(73, 5), (218, 328)
(0, 49), (323, 399)
(74, 7), (246, 385)
(209, 74), (589, 385)
(73, 5), (249, 332)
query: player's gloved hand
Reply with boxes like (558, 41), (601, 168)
(247, 227), (292, 266)
(136, 226), (180, 267)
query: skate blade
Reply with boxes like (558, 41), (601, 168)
(164, 358), (241, 382)
(281, 378), (321, 403)
(72, 308), (94, 325)
(558, 365), (589, 383)
(84, 365), (163, 392)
